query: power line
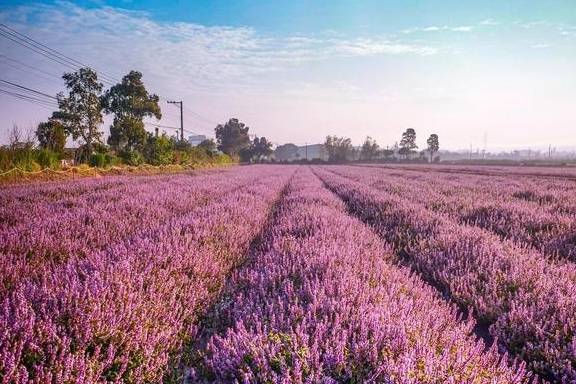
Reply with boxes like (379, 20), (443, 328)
(0, 23), (120, 84)
(0, 23), (118, 86)
(0, 24), (219, 133)
(0, 54), (63, 83)
(0, 88), (57, 109)
(144, 122), (180, 130)
(0, 88), (56, 105)
(0, 79), (57, 100)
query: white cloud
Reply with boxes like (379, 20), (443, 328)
(451, 26), (473, 32)
(402, 25), (474, 34)
(479, 19), (499, 26)
(0, 1), (437, 90)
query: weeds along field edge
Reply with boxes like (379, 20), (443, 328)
(188, 167), (530, 383)
(314, 165), (576, 382)
(0, 166), (295, 383)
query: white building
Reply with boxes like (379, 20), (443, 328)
(188, 134), (207, 146)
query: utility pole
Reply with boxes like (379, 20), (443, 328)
(167, 100), (184, 141)
(305, 142), (308, 160)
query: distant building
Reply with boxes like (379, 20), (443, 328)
(188, 134), (207, 146)
(274, 143), (328, 161)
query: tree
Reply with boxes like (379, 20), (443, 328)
(360, 136), (379, 161)
(381, 148), (395, 159)
(215, 118), (251, 156)
(36, 120), (67, 154)
(324, 135), (354, 162)
(399, 128), (418, 159)
(197, 139), (217, 155)
(102, 71), (161, 152)
(274, 143), (299, 161)
(251, 136), (273, 160)
(427, 133), (439, 162)
(53, 68), (103, 162)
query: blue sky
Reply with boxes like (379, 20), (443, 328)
(1, 0), (575, 149)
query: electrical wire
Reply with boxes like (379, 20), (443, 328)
(0, 24), (219, 135)
(0, 24), (118, 86)
(0, 79), (58, 100)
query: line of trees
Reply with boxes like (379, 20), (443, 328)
(323, 128), (440, 163)
(214, 118), (273, 162)
(1, 67), (234, 172)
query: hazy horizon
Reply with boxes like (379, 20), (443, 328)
(1, 0), (575, 150)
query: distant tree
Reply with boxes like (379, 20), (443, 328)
(215, 118), (251, 156)
(399, 128), (418, 159)
(197, 138), (217, 155)
(427, 133), (439, 162)
(251, 136), (273, 161)
(324, 135), (353, 162)
(360, 136), (379, 161)
(274, 143), (299, 161)
(53, 68), (103, 162)
(36, 120), (67, 154)
(102, 71), (161, 152)
(381, 148), (395, 159)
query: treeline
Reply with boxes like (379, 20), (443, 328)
(213, 118), (274, 162)
(275, 129), (440, 163)
(325, 129), (439, 162)
(1, 68), (232, 173)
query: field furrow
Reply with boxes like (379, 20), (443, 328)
(331, 165), (576, 260)
(314, 166), (576, 382)
(189, 167), (530, 383)
(0, 166), (275, 297)
(0, 167), (294, 383)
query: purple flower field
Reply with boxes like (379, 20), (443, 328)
(1, 164), (575, 383)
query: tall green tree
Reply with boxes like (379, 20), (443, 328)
(53, 67), (103, 162)
(215, 118), (251, 156)
(324, 135), (353, 162)
(36, 120), (67, 154)
(360, 136), (379, 161)
(427, 133), (440, 162)
(251, 136), (273, 160)
(399, 128), (418, 159)
(102, 71), (161, 152)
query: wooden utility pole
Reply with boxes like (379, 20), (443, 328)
(167, 100), (183, 141)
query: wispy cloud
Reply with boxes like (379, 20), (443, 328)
(0, 1), (437, 90)
(479, 19), (499, 26)
(402, 25), (475, 34)
(531, 43), (551, 49)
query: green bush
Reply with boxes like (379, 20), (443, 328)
(143, 134), (173, 165)
(89, 153), (107, 168)
(89, 152), (122, 168)
(14, 157), (41, 172)
(105, 153), (121, 167)
(121, 150), (145, 166)
(35, 149), (60, 169)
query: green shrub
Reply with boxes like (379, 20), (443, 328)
(89, 153), (107, 168)
(143, 134), (173, 165)
(14, 157), (41, 172)
(121, 150), (145, 166)
(0, 147), (12, 171)
(35, 149), (60, 169)
(104, 153), (121, 167)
